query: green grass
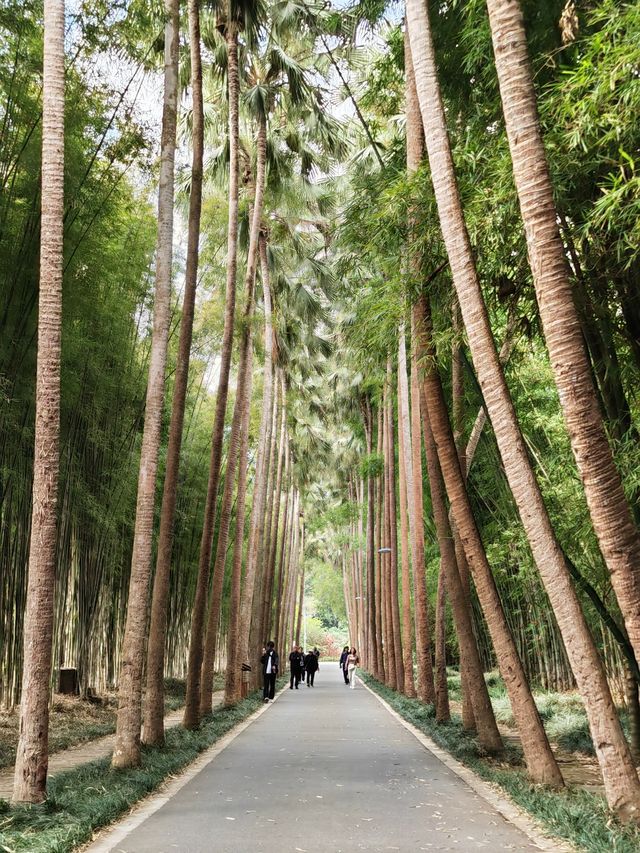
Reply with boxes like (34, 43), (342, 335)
(446, 669), (603, 756)
(362, 673), (640, 853)
(0, 689), (265, 853)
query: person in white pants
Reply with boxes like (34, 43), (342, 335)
(347, 647), (359, 689)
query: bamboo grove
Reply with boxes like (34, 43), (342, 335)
(3, 0), (640, 830)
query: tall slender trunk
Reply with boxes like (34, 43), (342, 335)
(450, 299), (474, 730)
(387, 362), (405, 689)
(363, 399), (379, 677)
(222, 339), (253, 706)
(434, 563), (450, 723)
(404, 32), (436, 704)
(486, 0), (640, 679)
(182, 16), (240, 728)
(408, 0), (640, 809)
(414, 303), (501, 751)
(397, 329), (417, 697)
(295, 525), (305, 644)
(374, 407), (385, 680)
(273, 454), (291, 655)
(144, 0), (203, 746)
(198, 301), (255, 717)
(112, 0), (178, 770)
(12, 0), (65, 803)
(382, 382), (396, 688)
(259, 383), (286, 647)
(236, 223), (275, 674)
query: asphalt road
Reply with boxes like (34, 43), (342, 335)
(100, 666), (541, 852)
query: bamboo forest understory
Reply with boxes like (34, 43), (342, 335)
(2, 0), (640, 846)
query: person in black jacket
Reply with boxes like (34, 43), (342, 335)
(289, 645), (302, 689)
(304, 649), (319, 686)
(261, 641), (279, 702)
(339, 646), (350, 685)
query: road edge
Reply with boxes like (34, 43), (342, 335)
(81, 687), (286, 853)
(359, 678), (575, 853)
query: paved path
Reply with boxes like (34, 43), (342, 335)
(0, 698), (221, 801)
(92, 668), (544, 852)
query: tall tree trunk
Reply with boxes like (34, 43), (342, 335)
(414, 304), (501, 752)
(486, 0), (640, 678)
(236, 224), (275, 674)
(434, 564), (450, 723)
(363, 399), (379, 678)
(181, 15), (240, 728)
(295, 526), (305, 644)
(404, 32), (436, 705)
(222, 333), (253, 706)
(450, 299), (474, 730)
(186, 112), (267, 725)
(382, 380), (397, 688)
(12, 0), (65, 803)
(112, 0), (178, 769)
(198, 299), (256, 717)
(374, 406), (385, 680)
(408, 0), (640, 810)
(408, 342), (436, 704)
(273, 454), (291, 657)
(144, 0), (203, 746)
(397, 329), (417, 697)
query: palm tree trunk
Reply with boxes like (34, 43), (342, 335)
(408, 0), (640, 808)
(12, 0), (65, 803)
(414, 301), (501, 751)
(486, 0), (640, 674)
(186, 110), (267, 724)
(144, 0), (203, 747)
(222, 339), (253, 706)
(273, 451), (291, 655)
(112, 0), (178, 770)
(404, 31), (436, 705)
(236, 223), (275, 672)
(397, 328), (417, 697)
(434, 563), (450, 723)
(382, 382), (396, 688)
(181, 16), (241, 728)
(363, 399), (379, 677)
(374, 406), (385, 680)
(198, 306), (255, 717)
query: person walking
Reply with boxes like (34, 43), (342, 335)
(339, 646), (350, 685)
(261, 641), (279, 702)
(347, 647), (359, 690)
(297, 646), (305, 687)
(289, 645), (301, 690)
(304, 648), (319, 687)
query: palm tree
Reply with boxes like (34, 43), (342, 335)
(112, 0), (179, 770)
(397, 327), (417, 698)
(485, 0), (640, 728)
(407, 0), (640, 808)
(413, 300), (502, 753)
(144, 0), (204, 748)
(12, 0), (65, 804)
(182, 1), (244, 730)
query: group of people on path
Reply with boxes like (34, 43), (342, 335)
(260, 642), (322, 701)
(339, 646), (359, 688)
(288, 646), (320, 689)
(261, 642), (359, 702)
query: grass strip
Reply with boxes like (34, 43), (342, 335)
(362, 673), (640, 853)
(0, 690), (265, 853)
